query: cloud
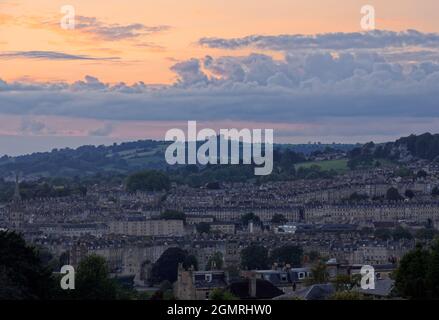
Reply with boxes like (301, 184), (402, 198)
(88, 123), (113, 136)
(171, 58), (209, 87)
(0, 50), (120, 61)
(0, 59), (438, 124)
(1, 41), (439, 142)
(199, 52), (393, 86)
(199, 29), (439, 51)
(20, 118), (46, 135)
(72, 16), (170, 41)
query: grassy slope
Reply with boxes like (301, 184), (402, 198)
(295, 159), (349, 172)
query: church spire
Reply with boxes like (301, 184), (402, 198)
(13, 172), (21, 202)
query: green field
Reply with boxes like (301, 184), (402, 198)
(295, 159), (349, 172)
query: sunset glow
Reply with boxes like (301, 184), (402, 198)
(1, 0), (439, 154)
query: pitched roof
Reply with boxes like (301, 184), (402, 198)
(355, 279), (394, 297)
(274, 283), (335, 300)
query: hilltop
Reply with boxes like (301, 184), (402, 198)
(0, 139), (354, 179)
(347, 133), (439, 169)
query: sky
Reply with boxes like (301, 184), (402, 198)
(1, 0), (439, 155)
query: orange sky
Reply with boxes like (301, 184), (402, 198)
(1, 0), (438, 84)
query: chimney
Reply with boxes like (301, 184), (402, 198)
(249, 276), (257, 298)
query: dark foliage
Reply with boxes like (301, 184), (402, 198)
(270, 245), (303, 267)
(0, 231), (56, 299)
(240, 245), (269, 270)
(126, 170), (170, 192)
(149, 248), (198, 284)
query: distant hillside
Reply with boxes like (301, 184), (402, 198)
(0, 140), (169, 179)
(393, 133), (439, 161)
(0, 139), (355, 179)
(348, 133), (439, 167)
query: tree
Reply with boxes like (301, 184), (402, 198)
(205, 181), (221, 190)
(196, 222), (211, 234)
(241, 245), (269, 270)
(206, 252), (224, 270)
(332, 275), (356, 291)
(271, 214), (287, 224)
(158, 280), (175, 300)
(146, 285), (171, 300)
(426, 218), (434, 229)
(59, 251), (70, 267)
(0, 231), (56, 299)
(270, 245), (303, 267)
(348, 192), (369, 202)
(225, 265), (240, 279)
(415, 228), (438, 240)
(162, 290), (176, 300)
(210, 288), (237, 300)
(149, 248), (197, 284)
(395, 167), (413, 178)
(417, 170), (428, 179)
(392, 226), (413, 240)
(307, 261), (329, 285)
(71, 255), (118, 300)
(395, 245), (430, 299)
(160, 209), (186, 222)
(240, 213), (261, 227)
(184, 255), (198, 271)
(159, 280), (173, 292)
(386, 187), (403, 201)
(426, 241), (439, 298)
(405, 189), (415, 199)
(395, 240), (439, 299)
(374, 228), (392, 241)
(359, 227), (373, 236)
(37, 246), (59, 272)
(126, 170), (170, 192)
(273, 149), (304, 176)
(306, 251), (320, 263)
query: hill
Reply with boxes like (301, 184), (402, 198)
(0, 139), (355, 179)
(0, 140), (169, 179)
(347, 133), (439, 168)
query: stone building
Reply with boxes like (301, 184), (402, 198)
(174, 264), (228, 300)
(108, 217), (184, 236)
(210, 222), (236, 234)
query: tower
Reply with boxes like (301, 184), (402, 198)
(9, 173), (24, 231)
